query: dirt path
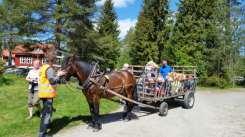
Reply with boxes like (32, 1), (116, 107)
(54, 90), (245, 137)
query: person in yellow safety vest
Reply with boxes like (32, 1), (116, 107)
(38, 58), (66, 137)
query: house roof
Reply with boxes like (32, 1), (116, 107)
(12, 44), (30, 53)
(30, 48), (44, 55)
(1, 44), (49, 58)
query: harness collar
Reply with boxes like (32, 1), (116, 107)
(104, 75), (110, 81)
(82, 62), (99, 90)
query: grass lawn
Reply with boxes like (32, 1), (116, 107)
(0, 75), (119, 137)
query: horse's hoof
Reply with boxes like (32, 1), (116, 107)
(122, 113), (127, 119)
(122, 116), (128, 121)
(123, 116), (131, 122)
(123, 118), (130, 122)
(87, 125), (93, 130)
(87, 123), (94, 129)
(92, 128), (101, 132)
(130, 113), (139, 120)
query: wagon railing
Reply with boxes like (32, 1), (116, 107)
(129, 65), (197, 79)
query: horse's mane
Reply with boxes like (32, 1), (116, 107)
(63, 55), (99, 77)
(77, 61), (94, 76)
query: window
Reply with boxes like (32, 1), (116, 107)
(20, 57), (24, 64)
(20, 57), (32, 64)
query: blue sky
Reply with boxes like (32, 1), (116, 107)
(97, 0), (180, 38)
(115, 0), (179, 20)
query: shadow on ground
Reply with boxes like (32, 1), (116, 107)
(137, 100), (183, 117)
(48, 101), (183, 135)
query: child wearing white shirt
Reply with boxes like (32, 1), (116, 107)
(26, 59), (41, 119)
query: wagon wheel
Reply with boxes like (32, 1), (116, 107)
(159, 102), (168, 116)
(183, 91), (195, 109)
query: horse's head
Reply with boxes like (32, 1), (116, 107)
(61, 55), (78, 81)
(61, 55), (98, 86)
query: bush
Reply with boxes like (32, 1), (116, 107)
(0, 76), (12, 86)
(202, 75), (230, 89)
(0, 59), (5, 77)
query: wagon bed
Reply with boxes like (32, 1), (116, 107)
(130, 65), (197, 116)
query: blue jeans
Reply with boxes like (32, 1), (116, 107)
(39, 99), (53, 137)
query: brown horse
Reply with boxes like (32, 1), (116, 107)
(61, 56), (137, 131)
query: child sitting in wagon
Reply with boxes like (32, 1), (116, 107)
(144, 61), (159, 93)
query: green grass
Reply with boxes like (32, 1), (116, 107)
(0, 74), (119, 137)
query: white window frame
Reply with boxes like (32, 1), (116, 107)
(19, 56), (33, 64)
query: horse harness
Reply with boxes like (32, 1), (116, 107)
(97, 73), (134, 96)
(81, 62), (102, 90)
(83, 68), (132, 96)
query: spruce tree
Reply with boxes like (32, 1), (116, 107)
(170, 0), (235, 86)
(221, 0), (245, 83)
(117, 27), (135, 68)
(98, 0), (119, 38)
(0, 0), (98, 62)
(170, 0), (218, 75)
(52, 0), (63, 50)
(0, 0), (48, 39)
(204, 0), (236, 85)
(130, 0), (170, 65)
(67, 0), (97, 61)
(130, 11), (158, 65)
(145, 0), (170, 62)
(0, 0), (48, 65)
(48, 0), (97, 50)
(96, 0), (120, 69)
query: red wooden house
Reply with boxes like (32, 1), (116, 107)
(1, 44), (47, 68)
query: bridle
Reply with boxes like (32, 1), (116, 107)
(56, 49), (111, 92)
(61, 58), (105, 91)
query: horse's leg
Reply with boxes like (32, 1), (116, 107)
(92, 96), (101, 132)
(84, 93), (96, 129)
(123, 101), (134, 121)
(87, 101), (101, 131)
(87, 102), (96, 129)
(122, 90), (128, 119)
(123, 86), (138, 121)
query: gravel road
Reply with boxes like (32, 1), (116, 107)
(54, 90), (245, 137)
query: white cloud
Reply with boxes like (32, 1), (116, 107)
(96, 0), (136, 8)
(118, 18), (137, 39)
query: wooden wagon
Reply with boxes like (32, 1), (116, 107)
(129, 65), (197, 116)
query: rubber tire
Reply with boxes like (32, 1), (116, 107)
(183, 92), (195, 109)
(159, 102), (168, 116)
